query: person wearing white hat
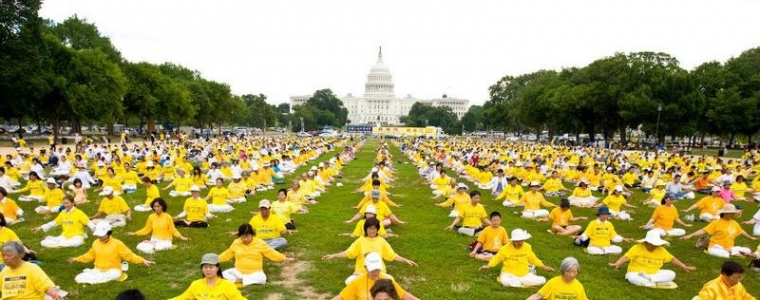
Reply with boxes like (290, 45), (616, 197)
(520, 182), (555, 219)
(342, 204), (393, 238)
(165, 169), (193, 198)
(174, 185), (213, 228)
(436, 183), (470, 218)
(33, 195), (93, 248)
(333, 252), (419, 300)
(610, 230), (696, 288)
(594, 185), (636, 221)
(347, 190), (406, 229)
(170, 253), (245, 300)
(34, 178), (65, 214)
(323, 218), (418, 286)
(682, 187), (724, 222)
(641, 194), (691, 236)
(479, 229), (554, 287)
(682, 204), (757, 258)
(69, 222), (154, 284)
(226, 174), (247, 204)
(241, 199), (292, 250)
(90, 186), (131, 227)
(205, 178), (234, 213)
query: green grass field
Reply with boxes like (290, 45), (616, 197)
(8, 139), (760, 299)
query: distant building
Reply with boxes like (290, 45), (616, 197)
(290, 48), (469, 125)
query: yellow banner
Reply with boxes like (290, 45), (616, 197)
(372, 127), (436, 136)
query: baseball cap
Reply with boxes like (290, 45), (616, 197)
(364, 252), (383, 271)
(99, 186), (114, 196)
(92, 222), (112, 237)
(190, 185), (201, 192)
(200, 253), (219, 265)
(259, 199), (272, 208)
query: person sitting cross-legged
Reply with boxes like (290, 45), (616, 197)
(609, 230), (696, 288)
(479, 229), (555, 288)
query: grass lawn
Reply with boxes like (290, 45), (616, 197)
(8, 139), (760, 299)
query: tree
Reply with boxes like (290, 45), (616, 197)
(241, 93), (276, 129)
(50, 15), (122, 62)
(306, 89), (348, 127)
(461, 105), (483, 132)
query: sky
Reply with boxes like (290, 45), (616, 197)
(39, 0), (760, 106)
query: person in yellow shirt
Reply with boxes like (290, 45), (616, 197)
(347, 191), (406, 228)
(595, 186), (637, 221)
(333, 252), (419, 300)
(219, 223), (292, 286)
(0, 241), (65, 300)
(731, 175), (750, 201)
(323, 218), (418, 285)
(469, 211), (508, 261)
(578, 206), (633, 255)
(245, 199), (294, 250)
(14, 171), (45, 202)
(436, 183), (471, 218)
(205, 178), (233, 213)
(567, 180), (597, 208)
(134, 177), (160, 212)
(32, 195), (92, 248)
(683, 187), (727, 222)
(479, 229), (554, 287)
(693, 261), (756, 300)
(165, 169), (193, 198)
(521, 182), (556, 219)
(541, 199), (587, 236)
(542, 171), (570, 197)
(272, 189), (305, 230)
(682, 204), (757, 258)
(527, 257), (588, 300)
(34, 178), (65, 214)
(174, 185), (213, 228)
(445, 190), (490, 236)
(69, 222), (154, 284)
(127, 198), (189, 254)
(609, 230), (696, 288)
(495, 177), (525, 207)
(342, 205), (395, 239)
(226, 174), (248, 204)
(169, 253), (246, 300)
(0, 187), (23, 225)
(121, 163), (140, 194)
(644, 181), (668, 207)
(622, 167), (640, 188)
(91, 187), (132, 227)
(641, 195), (692, 236)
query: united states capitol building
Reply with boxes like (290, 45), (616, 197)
(290, 48), (469, 126)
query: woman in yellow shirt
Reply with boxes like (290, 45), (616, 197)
(541, 199), (586, 236)
(527, 257), (588, 300)
(682, 204), (757, 258)
(205, 178), (233, 213)
(15, 172), (45, 202)
(731, 176), (750, 201)
(567, 180), (598, 208)
(69, 222), (154, 284)
(174, 186), (213, 228)
(219, 223), (291, 286)
(641, 195), (691, 236)
(542, 171), (570, 197)
(127, 198), (189, 254)
(694, 261), (755, 300)
(609, 230), (696, 288)
(32, 195), (92, 248)
(479, 229), (554, 287)
(169, 253), (246, 300)
(134, 177), (160, 212)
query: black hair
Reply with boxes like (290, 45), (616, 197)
(277, 188), (288, 196)
(363, 217), (381, 237)
(560, 198), (571, 208)
(721, 261), (744, 276)
(63, 195), (75, 205)
(0, 187), (5, 197)
(0, 213), (6, 227)
(489, 211), (501, 219)
(237, 223), (256, 237)
(73, 178), (82, 186)
(116, 289), (146, 300)
(151, 198), (168, 212)
(199, 264), (223, 277)
(370, 278), (400, 300)
(28, 171), (39, 180)
(469, 190), (481, 198)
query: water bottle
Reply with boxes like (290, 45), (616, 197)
(121, 262), (129, 271)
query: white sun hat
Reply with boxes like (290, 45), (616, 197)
(510, 229), (532, 241)
(638, 230), (669, 246)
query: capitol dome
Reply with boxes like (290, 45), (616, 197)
(365, 47), (395, 97)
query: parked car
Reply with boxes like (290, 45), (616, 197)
(296, 131), (312, 137)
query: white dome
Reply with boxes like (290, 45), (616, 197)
(365, 47), (395, 97)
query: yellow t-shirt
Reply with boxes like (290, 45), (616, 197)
(134, 213), (180, 241)
(602, 195), (627, 212)
(652, 205), (678, 230)
(338, 273), (407, 300)
(0, 227), (21, 245)
(44, 187), (65, 208)
(207, 187), (230, 206)
(543, 178), (564, 192)
(352, 219), (388, 238)
(271, 200), (298, 224)
(168, 278), (246, 300)
(74, 238), (145, 272)
(584, 219), (618, 247)
(227, 181), (247, 199)
(143, 185), (160, 206)
(487, 242), (544, 276)
(458, 203), (487, 228)
(704, 219), (745, 249)
(497, 184), (524, 202)
(696, 196), (726, 216)
(344, 236), (398, 275)
(98, 196), (129, 215)
(248, 214), (285, 240)
(476, 226), (508, 253)
(359, 201), (392, 221)
(623, 243), (673, 275)
(54, 207), (90, 238)
(548, 208), (573, 227)
(571, 187), (592, 198)
(172, 177), (193, 193)
(218, 237), (286, 274)
(696, 275), (755, 300)
(0, 262), (55, 299)
(182, 198), (209, 222)
(537, 276), (588, 300)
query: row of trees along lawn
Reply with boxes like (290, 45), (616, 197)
(480, 49), (760, 147)
(0, 1), (283, 140)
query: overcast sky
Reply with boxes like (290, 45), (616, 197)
(40, 0), (760, 106)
